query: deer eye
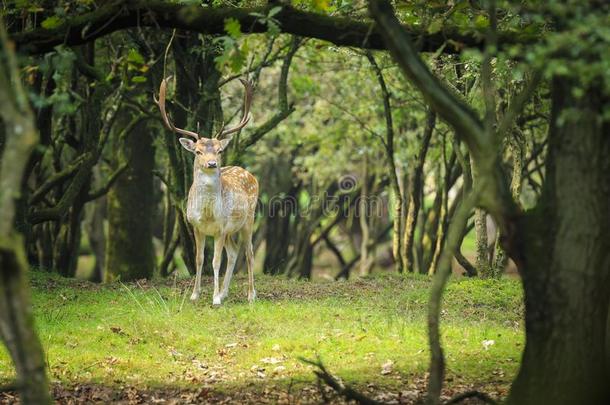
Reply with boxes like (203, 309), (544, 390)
(195, 151), (202, 155)
(217, 149), (224, 154)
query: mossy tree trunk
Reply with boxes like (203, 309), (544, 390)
(104, 116), (155, 282)
(0, 19), (52, 403)
(506, 78), (610, 405)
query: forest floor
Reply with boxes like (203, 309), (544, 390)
(0, 272), (523, 404)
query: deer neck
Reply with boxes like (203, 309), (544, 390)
(191, 167), (222, 207)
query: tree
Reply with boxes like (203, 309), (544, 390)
(369, 0), (610, 404)
(0, 18), (52, 405)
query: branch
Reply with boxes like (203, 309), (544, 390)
(369, 1), (522, 248)
(481, 0), (497, 140)
(28, 153), (97, 224)
(445, 390), (498, 405)
(368, 0), (487, 158)
(365, 51), (395, 156)
(12, 1), (535, 56)
(323, 96), (384, 145)
(219, 39), (287, 87)
(28, 154), (86, 205)
(335, 223), (392, 280)
(85, 162), (129, 202)
(427, 188), (479, 405)
(240, 37), (301, 150)
(300, 357), (383, 405)
(496, 69), (543, 140)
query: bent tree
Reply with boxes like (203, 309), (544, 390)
(369, 0), (610, 404)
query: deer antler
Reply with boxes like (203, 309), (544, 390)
(215, 79), (253, 139)
(154, 76), (199, 140)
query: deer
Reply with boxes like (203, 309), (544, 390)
(156, 76), (258, 305)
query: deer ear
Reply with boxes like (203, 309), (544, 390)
(219, 137), (233, 150)
(179, 138), (196, 153)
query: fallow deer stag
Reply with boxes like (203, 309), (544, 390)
(156, 77), (258, 305)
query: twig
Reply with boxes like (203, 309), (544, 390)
(300, 357), (383, 405)
(445, 390), (497, 405)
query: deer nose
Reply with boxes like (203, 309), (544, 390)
(207, 161), (217, 168)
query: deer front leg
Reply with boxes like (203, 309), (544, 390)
(220, 235), (238, 301)
(190, 230), (205, 302)
(212, 235), (225, 305)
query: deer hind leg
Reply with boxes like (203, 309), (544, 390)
(220, 234), (239, 301)
(240, 223), (256, 303)
(190, 229), (205, 302)
(212, 235), (226, 305)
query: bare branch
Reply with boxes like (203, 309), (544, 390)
(496, 69), (543, 141)
(29, 155), (87, 205)
(445, 390), (498, 405)
(240, 37), (302, 150)
(300, 357), (383, 405)
(368, 0), (487, 158)
(85, 162), (129, 202)
(216, 79), (253, 138)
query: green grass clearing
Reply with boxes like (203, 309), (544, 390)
(0, 271), (524, 402)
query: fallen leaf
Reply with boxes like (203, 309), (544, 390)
(381, 360), (394, 375)
(260, 357), (283, 365)
(273, 365), (286, 374)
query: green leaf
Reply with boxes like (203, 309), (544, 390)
(474, 15), (489, 29)
(131, 76), (147, 84)
(41, 16), (64, 30)
(225, 18), (242, 39)
(268, 6), (282, 17)
(311, 0), (329, 12)
(127, 49), (145, 65)
(427, 18), (443, 34)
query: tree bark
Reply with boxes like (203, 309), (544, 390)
(359, 154), (371, 277)
(104, 117), (156, 282)
(403, 110), (435, 272)
(366, 51), (403, 273)
(507, 78), (610, 405)
(474, 208), (490, 276)
(0, 18), (52, 403)
(12, 1), (533, 56)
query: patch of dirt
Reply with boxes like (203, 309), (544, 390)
(0, 379), (507, 404)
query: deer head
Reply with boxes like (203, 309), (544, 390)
(155, 76), (253, 171)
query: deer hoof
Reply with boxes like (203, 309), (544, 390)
(190, 292), (200, 302)
(212, 296), (222, 306)
(248, 290), (256, 304)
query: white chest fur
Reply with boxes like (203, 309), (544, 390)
(186, 170), (225, 234)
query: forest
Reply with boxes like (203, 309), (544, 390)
(0, 0), (608, 404)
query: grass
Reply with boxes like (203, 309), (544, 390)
(0, 271), (524, 401)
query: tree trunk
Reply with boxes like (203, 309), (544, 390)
(473, 208), (490, 276)
(104, 118), (155, 281)
(0, 19), (52, 401)
(507, 78), (610, 405)
(359, 154), (370, 276)
(84, 167), (106, 282)
(403, 110), (435, 272)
